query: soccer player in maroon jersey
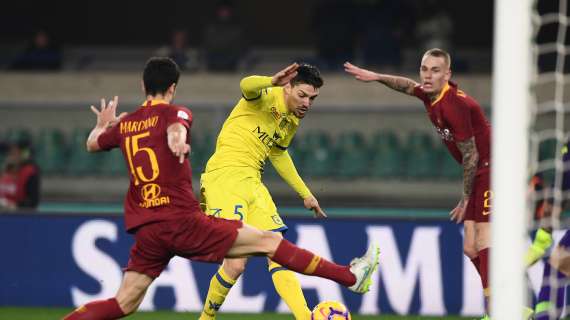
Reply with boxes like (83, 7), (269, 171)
(345, 48), (492, 319)
(62, 57), (379, 320)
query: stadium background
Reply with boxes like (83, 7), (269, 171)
(0, 1), (547, 319)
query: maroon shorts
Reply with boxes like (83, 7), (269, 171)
(125, 212), (243, 278)
(464, 171), (492, 223)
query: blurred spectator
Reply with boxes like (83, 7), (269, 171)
(156, 29), (193, 71)
(9, 30), (62, 71)
(414, 0), (453, 52)
(355, 0), (409, 69)
(202, 2), (245, 72)
(312, 0), (358, 71)
(0, 142), (40, 210)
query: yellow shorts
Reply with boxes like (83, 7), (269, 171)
(200, 167), (287, 232)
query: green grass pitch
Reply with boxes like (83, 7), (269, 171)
(0, 307), (473, 319)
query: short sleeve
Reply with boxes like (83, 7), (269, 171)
(166, 106), (192, 129)
(413, 85), (430, 104)
(446, 98), (473, 142)
(97, 124), (121, 151)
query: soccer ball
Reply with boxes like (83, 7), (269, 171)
(311, 300), (351, 320)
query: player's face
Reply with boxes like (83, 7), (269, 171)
(285, 83), (319, 119)
(419, 55), (451, 94)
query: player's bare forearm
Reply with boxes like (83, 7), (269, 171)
(167, 123), (190, 163)
(457, 137), (479, 197)
(86, 126), (105, 152)
(376, 74), (418, 96)
(344, 62), (417, 95)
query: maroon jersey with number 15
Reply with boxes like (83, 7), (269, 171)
(413, 81), (491, 175)
(98, 99), (201, 232)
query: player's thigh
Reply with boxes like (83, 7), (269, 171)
(115, 271), (154, 314)
(474, 173), (492, 223)
(201, 170), (253, 223)
(463, 220), (477, 258)
(249, 182), (287, 232)
(226, 223), (281, 258)
(474, 222), (491, 251)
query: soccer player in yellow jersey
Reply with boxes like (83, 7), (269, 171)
(199, 63), (325, 320)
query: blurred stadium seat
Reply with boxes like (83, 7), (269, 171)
(5, 128), (32, 145)
(36, 128), (67, 175)
(369, 130), (404, 178)
(190, 132), (216, 176)
(66, 128), (103, 175)
(436, 144), (462, 180)
(404, 131), (438, 180)
(100, 149), (127, 176)
(300, 130), (335, 177)
(336, 131), (368, 178)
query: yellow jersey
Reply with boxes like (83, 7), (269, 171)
(206, 77), (300, 173)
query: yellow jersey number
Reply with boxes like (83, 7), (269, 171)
(125, 131), (160, 186)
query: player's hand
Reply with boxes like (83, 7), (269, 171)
(168, 139), (190, 164)
(90, 96), (126, 129)
(344, 62), (381, 82)
(450, 196), (469, 223)
(272, 63), (299, 86)
(304, 195), (327, 218)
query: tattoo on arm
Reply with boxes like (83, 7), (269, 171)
(377, 75), (419, 95)
(457, 137), (479, 197)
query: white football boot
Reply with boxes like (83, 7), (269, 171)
(348, 243), (380, 294)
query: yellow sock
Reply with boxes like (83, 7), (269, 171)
(269, 260), (311, 320)
(199, 267), (237, 320)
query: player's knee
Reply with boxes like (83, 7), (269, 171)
(116, 297), (139, 315)
(224, 259), (247, 276)
(475, 236), (490, 253)
(260, 231), (282, 255)
(463, 243), (478, 259)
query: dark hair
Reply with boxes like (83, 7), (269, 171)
(423, 48), (451, 68)
(290, 63), (323, 89)
(143, 57), (181, 96)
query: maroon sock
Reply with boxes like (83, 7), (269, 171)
(63, 298), (125, 320)
(272, 239), (356, 287)
(470, 256), (481, 276)
(478, 248), (490, 293)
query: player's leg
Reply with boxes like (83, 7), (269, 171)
(199, 258), (248, 320)
(227, 223), (380, 294)
(475, 221), (491, 310)
(199, 169), (252, 320)
(62, 271), (153, 320)
(267, 238), (311, 320)
(464, 220), (480, 273)
(251, 182), (311, 320)
(468, 173), (491, 318)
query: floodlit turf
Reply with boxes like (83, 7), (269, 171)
(0, 307), (472, 320)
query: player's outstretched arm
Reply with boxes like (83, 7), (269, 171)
(240, 63), (299, 100)
(344, 62), (418, 96)
(86, 96), (126, 152)
(269, 148), (327, 218)
(167, 123), (190, 164)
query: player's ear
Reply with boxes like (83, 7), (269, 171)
(141, 80), (146, 95)
(168, 83), (177, 96)
(445, 69), (452, 81)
